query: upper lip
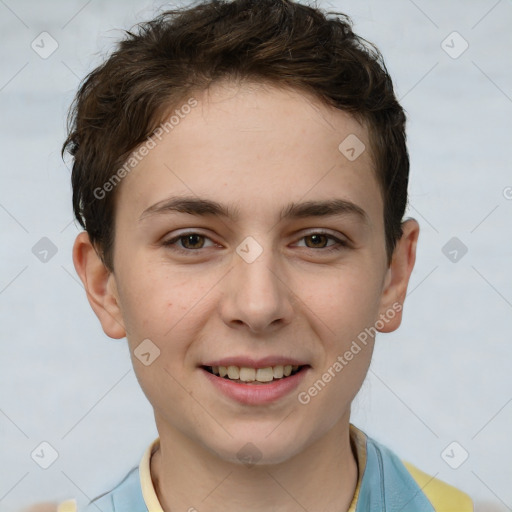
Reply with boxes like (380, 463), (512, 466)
(201, 356), (310, 368)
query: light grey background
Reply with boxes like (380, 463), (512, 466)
(0, 0), (511, 511)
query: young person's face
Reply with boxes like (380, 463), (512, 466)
(74, 80), (418, 464)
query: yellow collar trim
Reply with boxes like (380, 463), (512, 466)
(347, 423), (368, 512)
(139, 437), (164, 512)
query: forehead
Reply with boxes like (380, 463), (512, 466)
(115, 79), (382, 227)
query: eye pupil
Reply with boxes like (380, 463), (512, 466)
(307, 234), (327, 248)
(182, 234), (204, 249)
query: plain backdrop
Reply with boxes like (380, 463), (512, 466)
(1, 0), (511, 511)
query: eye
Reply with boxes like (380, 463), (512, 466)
(162, 232), (217, 253)
(295, 232), (348, 252)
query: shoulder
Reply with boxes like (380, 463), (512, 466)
(363, 433), (473, 512)
(402, 460), (474, 512)
(57, 466), (145, 512)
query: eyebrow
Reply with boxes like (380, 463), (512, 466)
(139, 195), (369, 225)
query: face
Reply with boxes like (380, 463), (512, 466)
(76, 80), (416, 465)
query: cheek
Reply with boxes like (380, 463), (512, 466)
(301, 265), (384, 342)
(117, 263), (216, 372)
(118, 264), (185, 332)
(297, 273), (379, 417)
(118, 269), (194, 403)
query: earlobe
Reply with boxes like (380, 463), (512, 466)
(72, 231), (126, 339)
(377, 219), (420, 333)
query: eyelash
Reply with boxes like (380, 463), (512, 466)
(161, 231), (348, 255)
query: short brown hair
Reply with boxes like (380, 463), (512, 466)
(62, 0), (409, 272)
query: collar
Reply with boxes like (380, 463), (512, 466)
(347, 423), (368, 512)
(139, 437), (164, 512)
(139, 423), (367, 511)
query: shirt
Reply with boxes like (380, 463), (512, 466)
(58, 424), (473, 512)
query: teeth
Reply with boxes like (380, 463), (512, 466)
(227, 366), (240, 379)
(211, 364), (303, 382)
(273, 365), (284, 378)
(239, 367), (256, 382)
(256, 367), (274, 382)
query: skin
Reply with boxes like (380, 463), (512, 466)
(73, 79), (419, 512)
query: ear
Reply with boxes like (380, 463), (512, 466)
(377, 218), (420, 333)
(72, 231), (126, 339)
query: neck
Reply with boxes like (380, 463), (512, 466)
(150, 418), (358, 512)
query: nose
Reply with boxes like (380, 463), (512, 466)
(219, 243), (294, 334)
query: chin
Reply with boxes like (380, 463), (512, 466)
(202, 425), (312, 467)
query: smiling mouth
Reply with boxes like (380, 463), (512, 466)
(202, 364), (308, 384)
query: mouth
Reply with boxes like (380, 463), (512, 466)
(201, 364), (308, 384)
(200, 360), (311, 405)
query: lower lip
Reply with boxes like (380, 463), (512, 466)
(200, 367), (310, 405)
